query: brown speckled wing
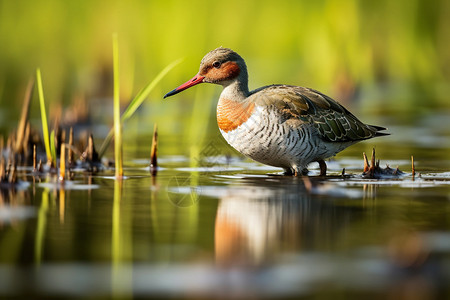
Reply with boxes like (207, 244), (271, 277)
(251, 85), (388, 142)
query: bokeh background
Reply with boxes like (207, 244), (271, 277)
(1, 2), (450, 299)
(0, 0), (449, 157)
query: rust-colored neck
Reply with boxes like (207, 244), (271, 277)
(217, 97), (255, 133)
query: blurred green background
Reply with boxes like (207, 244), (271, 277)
(0, 0), (449, 155)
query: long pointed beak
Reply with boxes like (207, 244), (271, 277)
(164, 74), (205, 98)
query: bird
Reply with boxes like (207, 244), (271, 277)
(164, 47), (388, 176)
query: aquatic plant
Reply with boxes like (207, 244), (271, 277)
(59, 143), (66, 181)
(14, 79), (34, 157)
(362, 148), (405, 179)
(36, 69), (54, 166)
(113, 34), (123, 178)
(98, 58), (182, 158)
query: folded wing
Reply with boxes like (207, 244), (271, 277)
(251, 85), (389, 142)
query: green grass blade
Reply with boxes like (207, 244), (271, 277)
(113, 34), (123, 178)
(121, 58), (183, 122)
(36, 68), (52, 164)
(98, 58), (183, 158)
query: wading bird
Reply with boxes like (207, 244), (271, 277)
(164, 48), (388, 176)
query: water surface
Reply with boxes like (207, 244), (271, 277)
(0, 112), (449, 299)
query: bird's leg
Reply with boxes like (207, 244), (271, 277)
(283, 168), (294, 176)
(318, 160), (327, 176)
(285, 167), (308, 176)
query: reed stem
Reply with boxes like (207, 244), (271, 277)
(59, 143), (66, 181)
(36, 69), (53, 165)
(113, 34), (123, 178)
(15, 78), (34, 154)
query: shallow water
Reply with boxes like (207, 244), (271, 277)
(1, 111), (450, 299)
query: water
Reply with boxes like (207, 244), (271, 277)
(1, 112), (450, 299)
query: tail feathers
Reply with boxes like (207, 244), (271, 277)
(369, 125), (390, 137)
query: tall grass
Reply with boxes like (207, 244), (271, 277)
(108, 34), (182, 177)
(113, 34), (123, 178)
(36, 69), (54, 166)
(98, 58), (182, 158)
(120, 58), (183, 122)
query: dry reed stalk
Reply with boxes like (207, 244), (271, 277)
(8, 161), (16, 184)
(61, 129), (66, 152)
(363, 152), (369, 173)
(88, 134), (99, 162)
(15, 79), (34, 154)
(59, 143), (66, 181)
(68, 127), (74, 166)
(0, 158), (5, 182)
(33, 145), (37, 172)
(23, 122), (31, 158)
(7, 135), (14, 154)
(371, 148), (376, 170)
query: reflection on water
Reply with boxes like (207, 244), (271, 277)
(0, 119), (450, 299)
(212, 176), (449, 299)
(214, 177), (362, 268)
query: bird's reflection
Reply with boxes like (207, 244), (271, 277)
(214, 176), (364, 267)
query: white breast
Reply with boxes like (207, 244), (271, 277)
(219, 105), (352, 172)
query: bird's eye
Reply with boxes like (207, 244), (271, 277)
(212, 61), (221, 68)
